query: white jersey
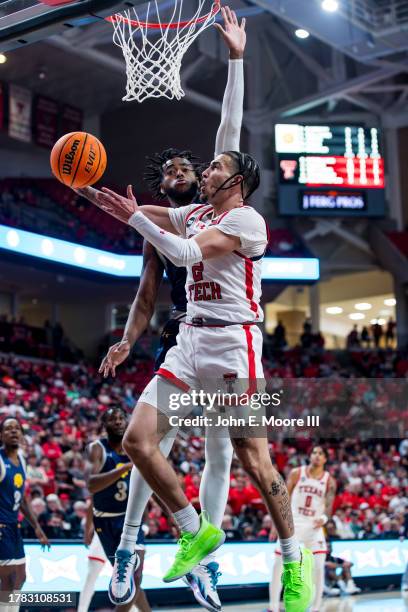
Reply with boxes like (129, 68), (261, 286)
(291, 466), (330, 525)
(169, 203), (268, 323)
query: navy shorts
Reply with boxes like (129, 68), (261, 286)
(0, 523), (25, 565)
(154, 319), (181, 370)
(93, 515), (144, 562)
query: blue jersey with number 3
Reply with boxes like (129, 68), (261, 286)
(93, 439), (130, 514)
(0, 447), (26, 523)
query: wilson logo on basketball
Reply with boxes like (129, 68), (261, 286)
(62, 139), (81, 175)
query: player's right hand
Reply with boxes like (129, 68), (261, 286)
(214, 6), (246, 60)
(99, 339), (132, 378)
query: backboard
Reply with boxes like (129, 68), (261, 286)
(0, 0), (142, 52)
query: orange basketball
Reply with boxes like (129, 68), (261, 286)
(50, 132), (107, 188)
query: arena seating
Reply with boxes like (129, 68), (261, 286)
(0, 179), (308, 258)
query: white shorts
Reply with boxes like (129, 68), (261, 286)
(275, 523), (328, 556)
(139, 323), (264, 418)
(87, 532), (107, 564)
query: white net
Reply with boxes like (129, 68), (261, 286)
(110, 0), (220, 103)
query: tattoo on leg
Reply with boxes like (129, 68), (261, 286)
(269, 474), (294, 532)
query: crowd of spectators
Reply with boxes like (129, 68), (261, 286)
(0, 180), (144, 254)
(0, 179), (307, 258)
(0, 315), (82, 362)
(347, 319), (396, 349)
(0, 339), (407, 543)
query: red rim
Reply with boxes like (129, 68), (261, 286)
(106, 0), (220, 30)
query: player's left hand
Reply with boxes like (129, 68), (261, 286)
(95, 185), (138, 224)
(35, 526), (50, 551)
(313, 517), (326, 529)
(214, 6), (246, 59)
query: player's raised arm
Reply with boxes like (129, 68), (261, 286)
(77, 184), (177, 232)
(214, 6), (246, 156)
(87, 442), (132, 494)
(99, 241), (164, 378)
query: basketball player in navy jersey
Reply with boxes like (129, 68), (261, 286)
(87, 407), (151, 612)
(78, 7), (246, 611)
(0, 417), (49, 608)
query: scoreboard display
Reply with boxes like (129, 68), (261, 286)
(275, 124), (386, 217)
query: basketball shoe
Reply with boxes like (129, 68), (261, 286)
(163, 513), (225, 582)
(184, 561), (222, 612)
(108, 549), (140, 605)
(282, 548), (314, 612)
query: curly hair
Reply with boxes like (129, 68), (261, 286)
(143, 148), (201, 200)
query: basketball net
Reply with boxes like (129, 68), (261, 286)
(108, 0), (220, 103)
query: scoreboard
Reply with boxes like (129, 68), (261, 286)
(275, 124), (386, 217)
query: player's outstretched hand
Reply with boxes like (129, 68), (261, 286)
(95, 185), (139, 225)
(214, 6), (246, 59)
(99, 339), (132, 378)
(35, 526), (50, 551)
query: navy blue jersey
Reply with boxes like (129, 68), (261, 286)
(156, 250), (187, 314)
(0, 448), (26, 524)
(92, 439), (130, 515)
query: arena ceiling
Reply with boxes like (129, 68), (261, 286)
(0, 0), (407, 124)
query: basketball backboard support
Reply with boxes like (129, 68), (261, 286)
(0, 0), (142, 52)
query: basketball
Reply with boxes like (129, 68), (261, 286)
(50, 132), (107, 189)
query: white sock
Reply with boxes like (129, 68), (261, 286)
(280, 536), (301, 563)
(200, 429), (233, 529)
(173, 504), (200, 535)
(200, 552), (217, 566)
(119, 430), (175, 553)
(77, 558), (104, 612)
(312, 553), (326, 610)
(269, 553), (283, 611)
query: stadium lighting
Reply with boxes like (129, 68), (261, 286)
(349, 313), (365, 320)
(326, 306), (343, 315)
(0, 54), (7, 64)
(295, 29), (310, 39)
(354, 303), (372, 311)
(322, 0), (339, 12)
(384, 298), (396, 306)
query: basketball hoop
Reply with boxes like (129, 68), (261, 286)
(106, 0), (221, 103)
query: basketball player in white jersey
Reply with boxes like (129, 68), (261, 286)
(268, 446), (337, 612)
(89, 150), (314, 611)
(78, 9), (247, 611)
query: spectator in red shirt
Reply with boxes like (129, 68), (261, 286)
(42, 435), (62, 465)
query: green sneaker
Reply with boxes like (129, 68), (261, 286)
(163, 513), (225, 583)
(282, 548), (314, 612)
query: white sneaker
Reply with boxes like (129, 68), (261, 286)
(183, 561), (222, 612)
(108, 549), (140, 606)
(345, 580), (361, 595)
(323, 585), (341, 596)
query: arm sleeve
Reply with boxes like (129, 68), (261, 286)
(129, 211), (203, 267)
(217, 208), (268, 257)
(167, 203), (202, 237)
(214, 59), (244, 156)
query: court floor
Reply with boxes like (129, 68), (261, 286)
(156, 591), (408, 611)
